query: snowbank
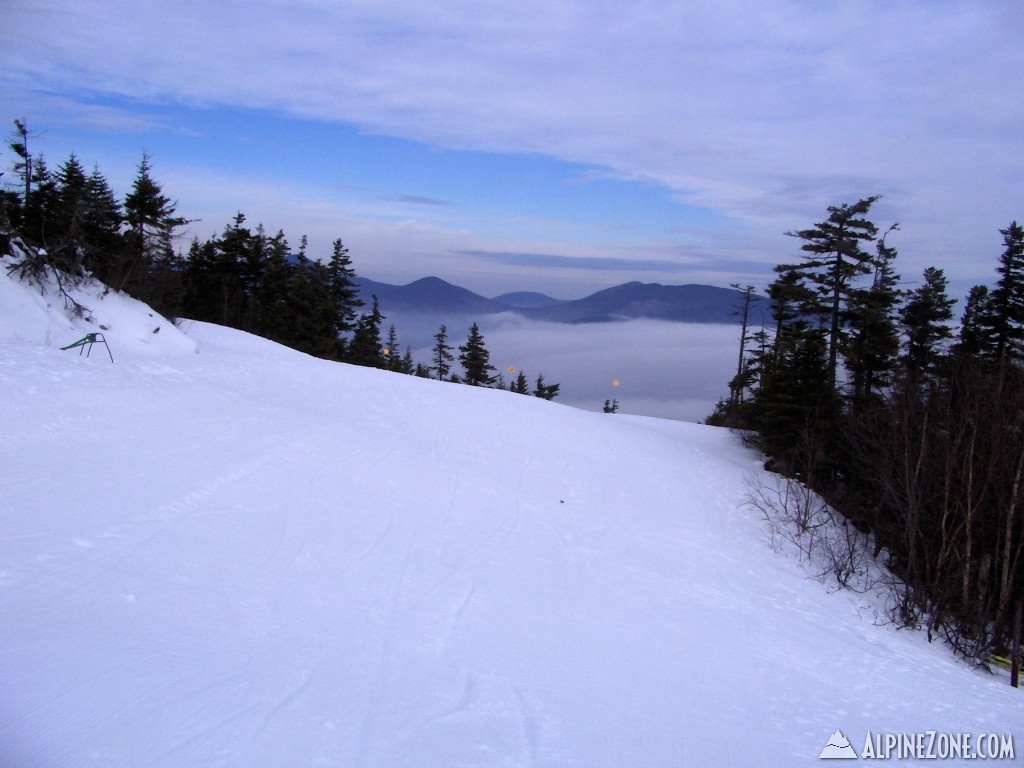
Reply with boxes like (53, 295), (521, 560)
(0, 254), (196, 358)
(1, 264), (1021, 767)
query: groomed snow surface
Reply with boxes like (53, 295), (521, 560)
(2, 261), (1021, 766)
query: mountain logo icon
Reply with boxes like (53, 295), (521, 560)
(819, 729), (858, 759)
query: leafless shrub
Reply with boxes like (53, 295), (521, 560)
(745, 470), (876, 593)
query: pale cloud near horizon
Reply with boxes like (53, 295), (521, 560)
(2, 1), (1022, 295)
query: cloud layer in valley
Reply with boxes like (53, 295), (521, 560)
(397, 314), (741, 423)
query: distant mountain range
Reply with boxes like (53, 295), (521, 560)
(355, 276), (767, 325)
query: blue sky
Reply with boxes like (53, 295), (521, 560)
(2, 0), (1022, 299)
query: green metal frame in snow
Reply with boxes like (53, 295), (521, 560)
(61, 332), (114, 363)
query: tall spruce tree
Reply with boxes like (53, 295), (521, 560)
(984, 221), (1024, 362)
(7, 119), (36, 205)
(899, 266), (955, 375)
(431, 324), (455, 380)
(285, 256), (337, 358)
(348, 295), (385, 367)
(52, 153), (90, 275)
(81, 165), (124, 283)
(786, 196), (881, 391)
(401, 348), (418, 376)
(211, 212), (257, 327)
(955, 285), (994, 359)
(458, 322), (497, 386)
(766, 264), (816, 352)
(845, 228), (902, 406)
(254, 229), (294, 343)
(383, 325), (403, 372)
(510, 370), (530, 394)
(122, 153), (185, 292)
(327, 238), (362, 350)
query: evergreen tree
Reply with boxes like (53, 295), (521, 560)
(121, 153), (185, 292)
(983, 221), (1024, 362)
(533, 374), (560, 400)
(383, 325), (405, 372)
(210, 212), (256, 327)
(748, 324), (837, 479)
(22, 154), (59, 250)
(348, 295), (385, 367)
(181, 237), (221, 323)
(7, 118), (36, 204)
(766, 263), (817, 354)
(458, 322), (497, 386)
(51, 153), (90, 274)
(285, 256), (337, 358)
(955, 285), (994, 359)
(845, 228), (902, 406)
(2, 152), (68, 289)
(179, 214), (257, 328)
(510, 370), (530, 394)
(254, 229), (294, 343)
(241, 221), (269, 298)
(137, 241), (185, 320)
(327, 238), (362, 345)
(786, 196), (881, 391)
(431, 324), (454, 380)
(80, 165), (124, 283)
(728, 284), (757, 412)
(717, 266), (815, 432)
(899, 266), (955, 374)
(400, 348), (417, 375)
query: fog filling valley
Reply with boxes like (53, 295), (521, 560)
(394, 313), (741, 422)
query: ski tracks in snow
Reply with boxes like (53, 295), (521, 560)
(344, 417), (561, 767)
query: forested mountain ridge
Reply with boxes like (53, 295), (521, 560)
(356, 275), (767, 324)
(521, 281), (768, 324)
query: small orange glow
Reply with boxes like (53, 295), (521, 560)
(612, 379), (620, 387)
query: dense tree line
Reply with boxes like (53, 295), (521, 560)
(710, 197), (1024, 662)
(0, 119), (559, 398)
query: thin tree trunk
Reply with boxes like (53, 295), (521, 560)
(995, 445), (1024, 642)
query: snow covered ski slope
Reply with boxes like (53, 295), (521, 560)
(1, 266), (1021, 766)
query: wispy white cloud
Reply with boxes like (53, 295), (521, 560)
(459, 250), (692, 274)
(379, 194), (452, 207)
(1, 0), (1021, 294)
